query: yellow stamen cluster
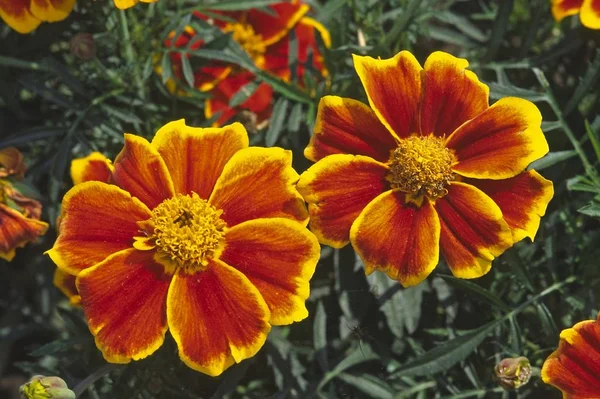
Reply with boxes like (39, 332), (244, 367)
(150, 193), (226, 272)
(224, 23), (266, 66)
(388, 135), (456, 199)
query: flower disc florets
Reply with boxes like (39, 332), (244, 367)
(224, 23), (266, 65)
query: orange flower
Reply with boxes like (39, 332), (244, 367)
(113, 0), (157, 10)
(542, 312), (600, 398)
(47, 120), (319, 376)
(0, 0), (75, 34)
(297, 51), (554, 287)
(0, 147), (48, 261)
(163, 0), (330, 126)
(552, 0), (600, 28)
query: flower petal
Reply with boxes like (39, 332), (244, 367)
(167, 259), (271, 376)
(435, 182), (513, 279)
(220, 218), (319, 325)
(542, 313), (600, 399)
(70, 152), (113, 185)
(47, 182), (151, 275)
(581, 0), (600, 28)
(30, 0), (75, 22)
(420, 51), (489, 138)
(352, 51), (422, 139)
(304, 96), (397, 163)
(112, 134), (176, 209)
(469, 170), (554, 242)
(447, 97), (549, 180)
(247, 1), (309, 46)
(53, 268), (80, 305)
(0, 147), (25, 178)
(209, 147), (308, 227)
(0, 204), (48, 261)
(297, 154), (389, 248)
(76, 249), (171, 363)
(0, 0), (41, 34)
(113, 0), (138, 9)
(151, 120), (249, 198)
(552, 0), (583, 21)
(350, 190), (441, 287)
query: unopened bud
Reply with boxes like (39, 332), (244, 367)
(20, 375), (75, 399)
(70, 33), (96, 61)
(494, 357), (532, 390)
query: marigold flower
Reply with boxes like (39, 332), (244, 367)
(47, 120), (319, 376)
(0, 147), (48, 261)
(113, 0), (158, 10)
(297, 51), (554, 287)
(163, 0), (330, 126)
(19, 375), (75, 399)
(552, 0), (600, 29)
(542, 312), (600, 398)
(0, 0), (75, 34)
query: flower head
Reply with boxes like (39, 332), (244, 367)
(162, 1), (330, 126)
(113, 0), (157, 9)
(297, 51), (553, 287)
(552, 0), (600, 29)
(494, 356), (532, 390)
(542, 312), (600, 398)
(0, 0), (75, 34)
(47, 120), (319, 376)
(20, 375), (75, 399)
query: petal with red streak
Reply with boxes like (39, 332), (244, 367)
(167, 260), (271, 376)
(469, 170), (554, 242)
(552, 0), (584, 21)
(247, 2), (309, 46)
(420, 51), (489, 137)
(542, 313), (600, 398)
(447, 97), (549, 180)
(353, 51), (423, 139)
(435, 182), (513, 279)
(304, 96), (397, 163)
(220, 218), (319, 325)
(53, 268), (80, 305)
(297, 154), (389, 248)
(350, 190), (440, 287)
(71, 152), (113, 185)
(0, 0), (41, 34)
(0, 204), (48, 262)
(151, 120), (249, 198)
(76, 249), (172, 363)
(581, 0), (600, 28)
(209, 147), (308, 227)
(112, 134), (175, 210)
(30, 0), (75, 22)
(47, 182), (152, 275)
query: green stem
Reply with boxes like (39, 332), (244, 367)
(0, 56), (52, 72)
(72, 364), (119, 397)
(117, 10), (145, 99)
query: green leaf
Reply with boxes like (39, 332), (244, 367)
(485, 0), (514, 60)
(203, 0), (281, 11)
(565, 50), (600, 115)
(288, 102), (303, 132)
(160, 52), (173, 85)
(528, 150), (577, 170)
(314, 301), (329, 372)
(229, 80), (259, 108)
(337, 373), (394, 399)
(439, 275), (510, 312)
(180, 54), (195, 88)
(29, 337), (89, 357)
(434, 11), (487, 42)
(0, 127), (65, 148)
(488, 82), (546, 102)
(578, 202), (600, 217)
(317, 343), (379, 392)
(265, 97), (289, 146)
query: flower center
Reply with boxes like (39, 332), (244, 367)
(149, 193), (226, 272)
(387, 135), (456, 200)
(224, 23), (266, 66)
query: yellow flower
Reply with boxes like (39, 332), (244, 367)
(0, 0), (75, 34)
(552, 0), (600, 29)
(113, 0), (158, 10)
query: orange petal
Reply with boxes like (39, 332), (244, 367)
(447, 97), (549, 180)
(6, 187), (42, 219)
(113, 0), (138, 9)
(469, 170), (554, 242)
(167, 259), (271, 376)
(542, 313), (600, 398)
(0, 0), (41, 34)
(220, 218), (319, 325)
(352, 51), (422, 139)
(0, 204), (48, 262)
(305, 96), (398, 163)
(53, 268), (80, 305)
(209, 147), (308, 227)
(581, 0), (600, 28)
(420, 51), (489, 138)
(247, 2), (309, 46)
(30, 0), (75, 23)
(70, 152), (113, 185)
(47, 182), (151, 275)
(297, 154), (389, 248)
(435, 182), (513, 279)
(112, 134), (175, 210)
(0, 147), (25, 178)
(552, 0), (583, 21)
(151, 120), (249, 198)
(76, 249), (171, 363)
(350, 190), (440, 287)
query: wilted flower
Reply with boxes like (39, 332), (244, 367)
(552, 0), (600, 29)
(19, 375), (75, 399)
(0, 0), (75, 34)
(494, 356), (532, 390)
(297, 50), (553, 287)
(47, 120), (319, 376)
(70, 33), (96, 61)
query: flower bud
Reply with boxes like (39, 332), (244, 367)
(494, 356), (532, 390)
(70, 33), (96, 61)
(20, 375), (76, 399)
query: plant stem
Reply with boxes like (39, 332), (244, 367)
(72, 364), (119, 397)
(118, 10), (145, 99)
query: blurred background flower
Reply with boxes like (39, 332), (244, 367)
(0, 0), (75, 34)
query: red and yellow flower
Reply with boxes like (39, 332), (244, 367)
(542, 312), (600, 398)
(163, 0), (330, 126)
(0, 147), (48, 261)
(297, 51), (554, 287)
(113, 0), (157, 9)
(552, 0), (600, 28)
(0, 0), (75, 34)
(47, 120), (319, 376)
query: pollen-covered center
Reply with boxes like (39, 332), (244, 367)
(224, 23), (266, 66)
(388, 135), (456, 199)
(149, 193), (226, 271)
